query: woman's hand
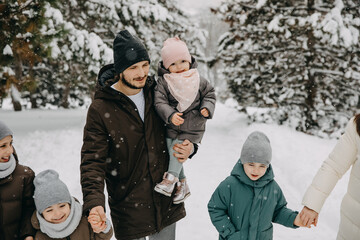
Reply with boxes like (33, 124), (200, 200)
(299, 206), (319, 228)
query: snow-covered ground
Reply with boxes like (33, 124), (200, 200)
(0, 101), (348, 239)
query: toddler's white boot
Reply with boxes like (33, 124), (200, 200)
(154, 172), (178, 197)
(173, 179), (191, 204)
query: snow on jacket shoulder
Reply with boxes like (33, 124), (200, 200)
(302, 117), (360, 240)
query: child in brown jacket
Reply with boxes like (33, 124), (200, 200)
(0, 120), (35, 240)
(31, 169), (113, 240)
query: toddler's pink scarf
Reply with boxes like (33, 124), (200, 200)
(164, 69), (200, 112)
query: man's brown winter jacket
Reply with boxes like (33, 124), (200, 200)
(81, 64), (186, 240)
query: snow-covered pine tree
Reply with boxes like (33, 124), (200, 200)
(0, 0), (57, 110)
(28, 0), (207, 108)
(115, 0), (207, 73)
(214, 0), (360, 137)
(29, 1), (114, 108)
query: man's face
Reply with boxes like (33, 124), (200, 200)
(121, 61), (150, 90)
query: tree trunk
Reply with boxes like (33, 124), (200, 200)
(30, 94), (38, 109)
(11, 85), (22, 111)
(12, 53), (23, 111)
(60, 81), (71, 108)
(304, 0), (317, 129)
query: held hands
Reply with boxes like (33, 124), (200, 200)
(293, 213), (307, 227)
(299, 206), (319, 228)
(171, 112), (184, 126)
(200, 108), (209, 117)
(88, 206), (108, 233)
(173, 139), (193, 163)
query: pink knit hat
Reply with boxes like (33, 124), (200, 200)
(161, 37), (192, 69)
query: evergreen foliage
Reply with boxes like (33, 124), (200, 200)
(0, 0), (207, 109)
(213, 0), (360, 137)
(0, 0), (56, 110)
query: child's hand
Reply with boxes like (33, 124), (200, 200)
(299, 206), (319, 228)
(88, 213), (107, 233)
(171, 112), (184, 126)
(88, 206), (107, 233)
(294, 213), (307, 227)
(200, 108), (209, 117)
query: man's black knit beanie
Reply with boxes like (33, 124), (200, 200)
(113, 30), (150, 74)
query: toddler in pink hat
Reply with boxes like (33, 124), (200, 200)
(154, 36), (216, 204)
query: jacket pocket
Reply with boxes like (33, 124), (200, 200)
(258, 225), (273, 240)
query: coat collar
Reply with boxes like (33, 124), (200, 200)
(230, 159), (274, 188)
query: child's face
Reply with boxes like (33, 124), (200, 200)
(0, 135), (13, 163)
(168, 59), (190, 73)
(42, 202), (71, 224)
(243, 162), (268, 181)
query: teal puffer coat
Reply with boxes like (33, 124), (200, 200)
(208, 160), (298, 240)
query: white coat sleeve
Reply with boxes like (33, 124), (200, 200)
(302, 117), (358, 213)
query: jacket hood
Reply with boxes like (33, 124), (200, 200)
(98, 63), (117, 87)
(230, 158), (274, 188)
(94, 63), (155, 102)
(157, 56), (197, 77)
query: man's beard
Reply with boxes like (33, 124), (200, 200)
(121, 74), (147, 89)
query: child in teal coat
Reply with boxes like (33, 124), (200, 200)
(208, 131), (303, 240)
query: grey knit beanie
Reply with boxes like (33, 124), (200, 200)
(113, 30), (150, 74)
(240, 131), (272, 166)
(0, 120), (13, 140)
(34, 169), (72, 214)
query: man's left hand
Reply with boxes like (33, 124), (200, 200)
(173, 139), (193, 163)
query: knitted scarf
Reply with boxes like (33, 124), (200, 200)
(163, 68), (200, 112)
(0, 154), (16, 179)
(37, 197), (82, 238)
